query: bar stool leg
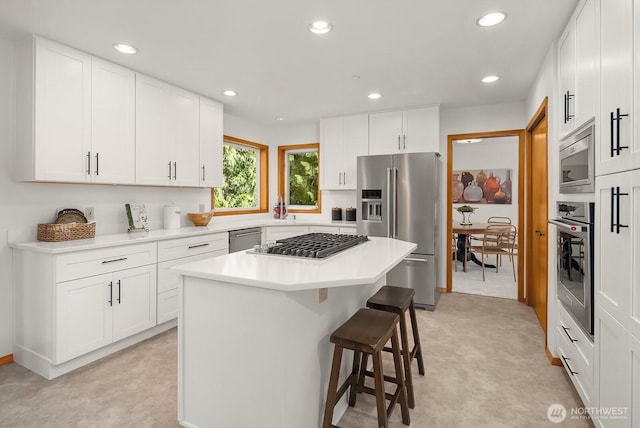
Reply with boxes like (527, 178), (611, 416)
(409, 301), (425, 376)
(348, 350), (361, 407)
(391, 327), (410, 425)
(398, 313), (415, 409)
(372, 351), (388, 428)
(322, 345), (344, 428)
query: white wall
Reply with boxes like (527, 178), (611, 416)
(438, 102), (527, 288)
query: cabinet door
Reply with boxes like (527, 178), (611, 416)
(595, 172), (632, 327)
(135, 74), (171, 185)
(574, 0), (596, 127)
(599, 0), (633, 176)
(558, 20), (576, 136)
(403, 107), (440, 153)
(199, 97), (224, 188)
(91, 58), (135, 184)
(169, 87), (200, 187)
(628, 170), (640, 339)
(112, 265), (157, 342)
(320, 116), (346, 189)
(343, 114), (369, 188)
(55, 273), (113, 363)
(369, 111), (403, 155)
(34, 38), (91, 182)
(596, 306), (631, 428)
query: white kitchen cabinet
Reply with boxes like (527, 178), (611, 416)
(135, 74), (200, 187)
(199, 97), (224, 188)
(320, 114), (368, 189)
(15, 36), (92, 182)
(598, 0), (636, 176)
(90, 57), (135, 184)
(595, 171), (637, 329)
(595, 306), (631, 428)
(111, 266), (157, 342)
(558, 0), (597, 138)
(264, 226), (310, 243)
(368, 106), (439, 155)
(156, 233), (228, 323)
(309, 225), (357, 235)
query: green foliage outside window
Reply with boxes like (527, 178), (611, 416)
(213, 144), (258, 209)
(288, 151), (318, 206)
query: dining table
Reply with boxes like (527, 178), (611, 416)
(452, 222), (509, 269)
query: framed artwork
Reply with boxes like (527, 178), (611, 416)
(125, 203), (149, 232)
(452, 169), (513, 204)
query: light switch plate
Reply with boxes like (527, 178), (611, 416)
(85, 207), (95, 221)
(319, 288), (328, 303)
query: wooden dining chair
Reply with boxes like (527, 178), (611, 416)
(452, 233), (458, 272)
(468, 224), (517, 282)
(470, 216), (513, 265)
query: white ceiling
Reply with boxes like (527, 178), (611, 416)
(0, 0), (578, 126)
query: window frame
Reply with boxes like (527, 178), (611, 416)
(277, 143), (321, 214)
(212, 135), (269, 216)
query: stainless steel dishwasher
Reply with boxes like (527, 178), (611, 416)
(228, 227), (262, 253)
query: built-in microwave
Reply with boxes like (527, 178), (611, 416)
(559, 124), (594, 193)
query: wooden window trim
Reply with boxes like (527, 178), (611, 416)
(212, 135), (269, 216)
(277, 143), (321, 214)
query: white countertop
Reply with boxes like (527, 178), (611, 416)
(8, 219), (356, 254)
(172, 237), (416, 291)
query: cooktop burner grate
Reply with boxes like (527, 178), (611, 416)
(264, 232), (369, 259)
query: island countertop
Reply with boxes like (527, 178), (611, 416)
(171, 236), (417, 291)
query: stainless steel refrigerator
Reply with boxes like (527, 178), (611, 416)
(356, 152), (440, 309)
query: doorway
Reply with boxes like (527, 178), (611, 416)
(525, 98), (549, 332)
(445, 130), (525, 301)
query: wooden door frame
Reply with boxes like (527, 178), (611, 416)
(445, 129), (526, 301)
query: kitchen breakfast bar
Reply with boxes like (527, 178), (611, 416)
(172, 236), (417, 428)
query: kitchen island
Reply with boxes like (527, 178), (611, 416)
(172, 236), (416, 428)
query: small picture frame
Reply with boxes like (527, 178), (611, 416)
(125, 204), (149, 232)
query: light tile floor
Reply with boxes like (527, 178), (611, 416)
(452, 253), (518, 300)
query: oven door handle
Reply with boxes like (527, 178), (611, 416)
(548, 219), (588, 233)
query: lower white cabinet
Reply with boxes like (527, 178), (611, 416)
(309, 225), (357, 235)
(56, 265), (156, 363)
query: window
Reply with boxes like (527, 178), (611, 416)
(277, 143), (321, 213)
(212, 136), (269, 215)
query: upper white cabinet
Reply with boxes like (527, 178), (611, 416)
(368, 106), (439, 155)
(135, 74), (200, 187)
(598, 0), (638, 176)
(199, 97), (224, 188)
(15, 36), (92, 182)
(91, 58), (136, 184)
(558, 0), (597, 138)
(320, 114), (368, 190)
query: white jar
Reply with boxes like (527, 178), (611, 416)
(163, 205), (181, 229)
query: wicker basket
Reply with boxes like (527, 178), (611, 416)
(37, 222), (96, 242)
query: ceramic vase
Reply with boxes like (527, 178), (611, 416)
(461, 171), (474, 189)
(459, 211), (473, 225)
(494, 188), (507, 204)
(502, 170), (512, 203)
(463, 181), (483, 202)
(476, 170), (487, 189)
(452, 174), (464, 202)
(483, 172), (501, 203)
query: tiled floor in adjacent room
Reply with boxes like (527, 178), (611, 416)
(0, 293), (592, 428)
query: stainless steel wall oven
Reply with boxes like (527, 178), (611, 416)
(549, 202), (595, 337)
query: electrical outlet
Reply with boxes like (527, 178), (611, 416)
(319, 288), (328, 303)
(199, 203), (205, 213)
(85, 207), (95, 221)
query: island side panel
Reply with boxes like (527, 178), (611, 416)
(178, 275), (384, 428)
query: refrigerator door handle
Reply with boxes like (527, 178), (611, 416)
(392, 167), (398, 238)
(405, 257), (429, 263)
(386, 167), (393, 238)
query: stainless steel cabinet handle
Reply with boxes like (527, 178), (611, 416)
(87, 152), (91, 175)
(188, 243), (210, 249)
(338, 172), (342, 185)
(403, 134), (406, 149)
(202, 165), (206, 182)
(101, 257), (128, 264)
(108, 281), (113, 306)
(343, 171), (347, 185)
(95, 152), (99, 176)
(397, 135), (401, 150)
(168, 161), (172, 179)
(117, 280), (121, 304)
(173, 162), (177, 180)
(561, 326), (577, 343)
(232, 231), (262, 238)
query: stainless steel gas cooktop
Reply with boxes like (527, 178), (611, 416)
(253, 233), (369, 259)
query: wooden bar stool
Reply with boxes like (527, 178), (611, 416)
(322, 308), (410, 428)
(366, 286), (425, 409)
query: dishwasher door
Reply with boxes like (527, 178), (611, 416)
(228, 227), (262, 253)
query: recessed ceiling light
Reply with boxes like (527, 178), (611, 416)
(368, 92), (382, 100)
(276, 116), (285, 121)
(481, 75), (500, 83)
(222, 90), (238, 97)
(477, 12), (507, 27)
(456, 139), (483, 144)
(308, 21), (333, 34)
(112, 43), (138, 54)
